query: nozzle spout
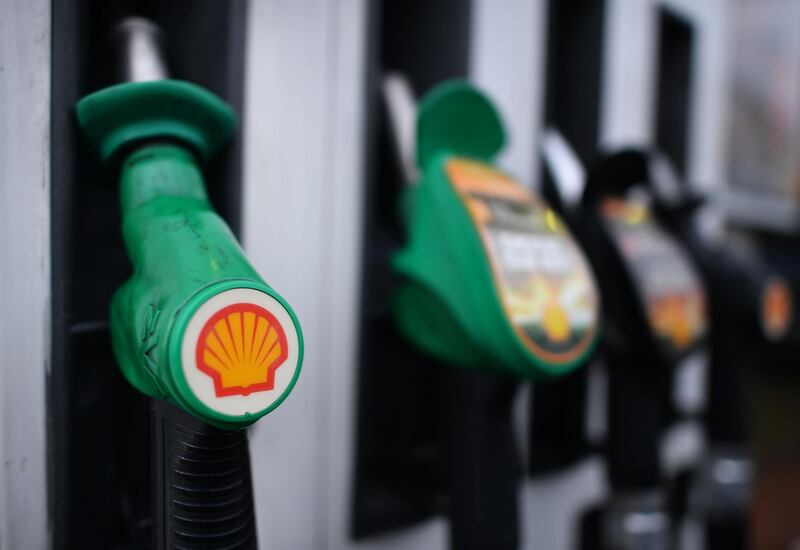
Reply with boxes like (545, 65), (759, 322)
(112, 17), (168, 83)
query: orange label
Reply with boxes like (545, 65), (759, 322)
(761, 277), (793, 341)
(196, 303), (289, 397)
(446, 158), (599, 365)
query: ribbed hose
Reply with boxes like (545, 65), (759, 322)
(529, 367), (589, 474)
(606, 358), (665, 490)
(603, 355), (671, 550)
(706, 521), (747, 550)
(153, 400), (258, 550)
(703, 351), (750, 550)
(445, 369), (520, 550)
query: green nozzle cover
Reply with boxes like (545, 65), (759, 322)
(76, 79), (236, 162)
(416, 81), (505, 167)
(394, 81), (599, 379)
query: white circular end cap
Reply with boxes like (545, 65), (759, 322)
(180, 287), (301, 417)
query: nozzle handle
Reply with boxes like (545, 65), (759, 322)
(383, 73), (420, 185)
(540, 128), (587, 212)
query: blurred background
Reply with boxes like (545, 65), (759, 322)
(2, 0), (800, 549)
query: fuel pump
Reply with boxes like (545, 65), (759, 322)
(383, 76), (600, 550)
(597, 148), (796, 550)
(76, 17), (303, 547)
(541, 131), (709, 550)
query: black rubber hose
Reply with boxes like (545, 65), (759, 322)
(529, 367), (590, 475)
(152, 399), (258, 550)
(606, 354), (666, 491)
(706, 347), (749, 447)
(703, 342), (750, 550)
(706, 520), (747, 550)
(444, 369), (520, 550)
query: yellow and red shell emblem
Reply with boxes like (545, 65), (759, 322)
(195, 303), (288, 397)
(762, 277), (792, 340)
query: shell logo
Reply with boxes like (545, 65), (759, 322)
(196, 303), (289, 397)
(762, 277), (792, 341)
(648, 295), (704, 350)
(180, 287), (300, 418)
(543, 300), (570, 343)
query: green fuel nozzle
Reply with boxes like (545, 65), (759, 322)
(391, 80), (600, 379)
(76, 18), (303, 430)
(381, 77), (602, 550)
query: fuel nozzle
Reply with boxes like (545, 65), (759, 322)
(76, 17), (303, 430)
(391, 80), (600, 379)
(383, 77), (601, 550)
